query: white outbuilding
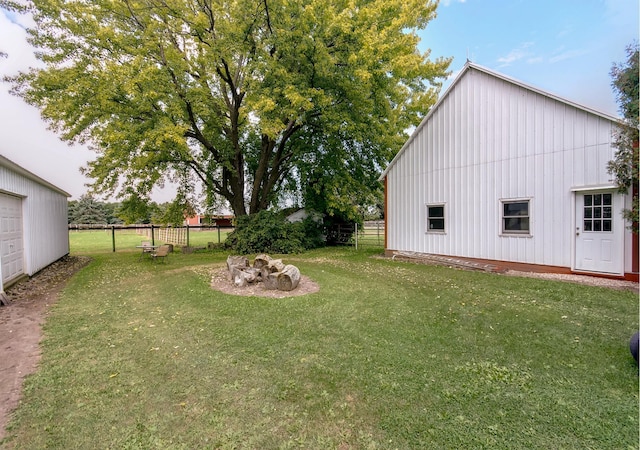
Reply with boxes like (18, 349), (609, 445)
(0, 154), (70, 295)
(379, 62), (638, 280)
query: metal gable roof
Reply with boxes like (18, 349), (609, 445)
(0, 154), (71, 197)
(378, 61), (621, 181)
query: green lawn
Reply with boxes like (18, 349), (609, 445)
(68, 228), (233, 254)
(2, 234), (638, 449)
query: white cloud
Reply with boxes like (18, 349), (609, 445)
(0, 9), (181, 202)
(0, 13), (37, 74)
(556, 26), (572, 39)
(0, 10), (95, 200)
(549, 48), (590, 63)
(440, 0), (467, 6)
(497, 42), (535, 67)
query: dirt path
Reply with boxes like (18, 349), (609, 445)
(0, 256), (90, 440)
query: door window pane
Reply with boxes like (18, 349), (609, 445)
(583, 193), (613, 233)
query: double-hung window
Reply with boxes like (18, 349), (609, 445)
(501, 200), (530, 235)
(426, 204), (445, 232)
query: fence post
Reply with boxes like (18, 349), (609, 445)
(187, 225), (190, 247)
(111, 226), (116, 252)
(355, 222), (358, 250)
(151, 225), (155, 246)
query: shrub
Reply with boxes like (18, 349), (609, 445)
(225, 210), (324, 254)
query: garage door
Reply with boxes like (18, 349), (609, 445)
(0, 193), (24, 284)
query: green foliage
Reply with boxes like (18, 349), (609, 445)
(116, 194), (155, 224)
(150, 196), (196, 227)
(68, 195), (109, 224)
(0, 1), (25, 13)
(102, 202), (123, 225)
(117, 193), (194, 226)
(297, 215), (327, 250)
(8, 0), (450, 217)
(225, 210), (323, 254)
(608, 42), (639, 233)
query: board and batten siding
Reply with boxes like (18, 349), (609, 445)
(385, 65), (617, 268)
(0, 156), (69, 285)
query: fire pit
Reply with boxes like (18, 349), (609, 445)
(226, 254), (301, 291)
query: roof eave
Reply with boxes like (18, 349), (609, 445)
(0, 154), (71, 197)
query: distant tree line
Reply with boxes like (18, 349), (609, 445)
(68, 195), (190, 226)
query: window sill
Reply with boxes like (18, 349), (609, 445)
(499, 233), (532, 238)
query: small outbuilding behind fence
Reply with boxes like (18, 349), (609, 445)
(0, 154), (70, 294)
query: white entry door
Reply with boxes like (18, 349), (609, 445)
(0, 193), (24, 284)
(575, 190), (623, 275)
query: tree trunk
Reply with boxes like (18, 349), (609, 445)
(231, 266), (249, 287)
(253, 254), (272, 270)
(232, 267), (260, 286)
(226, 255), (249, 281)
(259, 259), (285, 281)
(277, 264), (300, 291)
(263, 272), (280, 290)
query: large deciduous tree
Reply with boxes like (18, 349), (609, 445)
(608, 42), (639, 233)
(6, 0), (450, 217)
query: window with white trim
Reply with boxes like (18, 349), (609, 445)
(426, 204), (445, 232)
(583, 193), (612, 232)
(501, 200), (530, 234)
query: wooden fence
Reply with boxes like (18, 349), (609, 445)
(137, 227), (189, 246)
(69, 224), (233, 252)
(68, 221), (384, 251)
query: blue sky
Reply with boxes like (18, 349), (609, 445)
(419, 0), (639, 117)
(0, 0), (638, 200)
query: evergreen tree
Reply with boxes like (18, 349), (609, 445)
(69, 195), (109, 224)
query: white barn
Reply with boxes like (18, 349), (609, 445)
(0, 154), (70, 293)
(380, 62), (638, 280)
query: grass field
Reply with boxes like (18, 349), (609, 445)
(68, 225), (384, 253)
(68, 228), (234, 254)
(1, 231), (638, 448)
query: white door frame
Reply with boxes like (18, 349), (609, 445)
(572, 186), (624, 275)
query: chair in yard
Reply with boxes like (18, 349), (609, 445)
(151, 244), (170, 263)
